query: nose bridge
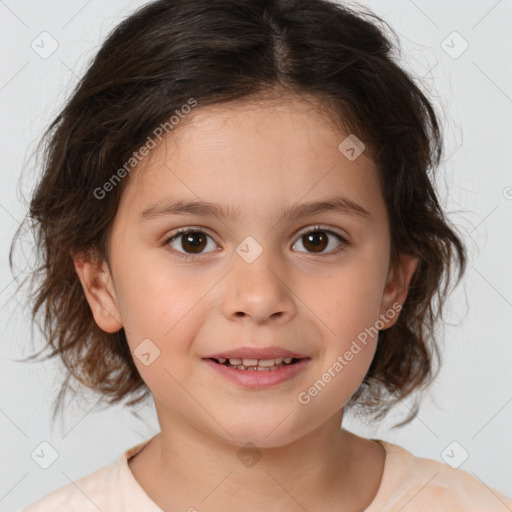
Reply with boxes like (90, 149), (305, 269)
(221, 235), (296, 323)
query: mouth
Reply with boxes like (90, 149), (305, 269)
(202, 348), (311, 388)
(207, 356), (306, 371)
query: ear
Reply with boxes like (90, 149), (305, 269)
(73, 252), (123, 333)
(379, 253), (418, 329)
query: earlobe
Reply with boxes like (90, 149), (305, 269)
(73, 253), (123, 333)
(379, 253), (418, 328)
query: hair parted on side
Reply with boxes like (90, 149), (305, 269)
(11, 0), (466, 424)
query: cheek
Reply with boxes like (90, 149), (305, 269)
(111, 256), (209, 385)
(114, 247), (199, 333)
(298, 279), (381, 415)
(296, 335), (377, 420)
(317, 252), (388, 335)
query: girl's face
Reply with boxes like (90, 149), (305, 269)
(76, 95), (416, 448)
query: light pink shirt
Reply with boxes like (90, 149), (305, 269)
(22, 437), (512, 511)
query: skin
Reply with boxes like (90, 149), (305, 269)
(74, 93), (418, 511)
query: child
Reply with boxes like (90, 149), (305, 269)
(15, 0), (511, 510)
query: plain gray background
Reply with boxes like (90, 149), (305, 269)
(1, 0), (511, 510)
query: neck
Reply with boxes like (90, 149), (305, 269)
(128, 403), (384, 512)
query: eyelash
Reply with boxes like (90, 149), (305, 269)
(164, 225), (350, 261)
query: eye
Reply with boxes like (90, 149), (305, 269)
(164, 225), (349, 260)
(165, 228), (218, 259)
(292, 225), (348, 255)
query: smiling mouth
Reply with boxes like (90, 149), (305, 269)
(208, 357), (305, 371)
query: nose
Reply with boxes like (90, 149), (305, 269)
(221, 245), (297, 325)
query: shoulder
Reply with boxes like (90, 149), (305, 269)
(21, 461), (120, 512)
(21, 438), (156, 512)
(371, 441), (512, 512)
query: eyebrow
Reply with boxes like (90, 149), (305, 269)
(138, 195), (372, 224)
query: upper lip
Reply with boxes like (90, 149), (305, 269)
(204, 346), (309, 360)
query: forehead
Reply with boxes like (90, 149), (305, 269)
(120, 95), (383, 222)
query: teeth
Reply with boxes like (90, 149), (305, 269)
(220, 357), (298, 370)
(258, 359), (276, 367)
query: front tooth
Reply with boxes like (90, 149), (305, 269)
(258, 359), (276, 367)
(242, 358), (258, 367)
(283, 357), (292, 364)
(229, 358), (242, 365)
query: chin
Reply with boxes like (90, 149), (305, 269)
(210, 417), (312, 451)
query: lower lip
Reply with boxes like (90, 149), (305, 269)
(203, 358), (310, 389)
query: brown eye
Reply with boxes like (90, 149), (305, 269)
(180, 231), (207, 253)
(301, 231), (329, 253)
(292, 228), (347, 254)
(166, 229), (216, 256)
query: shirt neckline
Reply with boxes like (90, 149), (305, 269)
(119, 436), (399, 511)
(119, 435), (164, 512)
(363, 439), (403, 511)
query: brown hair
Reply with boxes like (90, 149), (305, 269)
(11, 0), (466, 424)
